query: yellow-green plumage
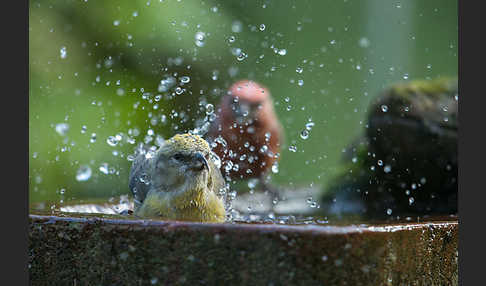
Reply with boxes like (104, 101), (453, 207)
(129, 134), (226, 223)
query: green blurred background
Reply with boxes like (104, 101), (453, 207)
(29, 0), (457, 206)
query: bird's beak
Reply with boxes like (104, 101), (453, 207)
(192, 152), (210, 172)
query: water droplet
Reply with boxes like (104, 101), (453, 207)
(139, 173), (150, 185)
(289, 145), (297, 152)
(259, 24), (266, 31)
(106, 136), (119, 147)
(296, 67), (303, 74)
(271, 162), (279, 173)
(204, 103), (215, 115)
(305, 122), (315, 131)
(99, 163), (109, 175)
(195, 31), (206, 47)
(55, 123), (69, 136)
(277, 49), (287, 56)
(403, 73), (409, 80)
(76, 165), (92, 181)
(228, 36), (236, 43)
(377, 160), (383, 166)
(90, 133), (97, 143)
(359, 37), (370, 48)
(59, 46), (67, 59)
(180, 76), (190, 84)
(113, 20), (120, 26)
(236, 52), (248, 61)
(300, 129), (309, 140)
(224, 161), (234, 173)
(297, 79), (304, 86)
(158, 76), (176, 92)
(175, 87), (184, 95)
(409, 197), (415, 205)
(248, 178), (258, 189)
(232, 21), (243, 33)
(386, 208), (393, 215)
(209, 70), (219, 81)
(384, 165), (392, 173)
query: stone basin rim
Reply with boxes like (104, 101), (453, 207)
(30, 214), (458, 235)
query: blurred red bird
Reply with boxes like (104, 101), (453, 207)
(208, 80), (283, 197)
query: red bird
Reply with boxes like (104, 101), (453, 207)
(208, 80), (283, 198)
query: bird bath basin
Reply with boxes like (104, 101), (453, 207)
(29, 196), (458, 285)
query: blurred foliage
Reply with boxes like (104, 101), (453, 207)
(29, 0), (457, 206)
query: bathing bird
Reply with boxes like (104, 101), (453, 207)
(129, 133), (226, 223)
(207, 80), (283, 198)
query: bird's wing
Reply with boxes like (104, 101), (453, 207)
(128, 153), (155, 207)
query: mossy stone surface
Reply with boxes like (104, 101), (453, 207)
(29, 213), (457, 285)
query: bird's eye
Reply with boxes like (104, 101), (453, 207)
(173, 153), (184, 161)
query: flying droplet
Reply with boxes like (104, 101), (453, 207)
(259, 24), (266, 31)
(289, 145), (297, 152)
(195, 32), (206, 47)
(175, 87), (184, 95)
(271, 162), (279, 173)
(236, 52), (247, 61)
(300, 129), (309, 140)
(205, 103), (214, 115)
(76, 165), (92, 181)
(305, 121), (315, 130)
(232, 21), (242, 33)
(381, 105), (388, 112)
(59, 46), (67, 59)
(409, 197), (415, 205)
(90, 133), (97, 143)
(99, 163), (109, 175)
(359, 37), (370, 48)
(55, 123), (69, 136)
(384, 165), (392, 173)
(106, 136), (119, 147)
(180, 76), (190, 84)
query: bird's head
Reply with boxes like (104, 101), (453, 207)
(226, 80), (270, 125)
(153, 134), (215, 193)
